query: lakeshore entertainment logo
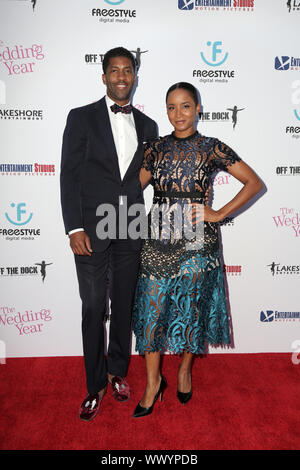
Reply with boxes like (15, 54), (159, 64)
(178, 0), (255, 12)
(0, 306), (53, 336)
(272, 207), (300, 237)
(267, 261), (300, 276)
(275, 56), (300, 71)
(260, 309), (300, 322)
(0, 260), (53, 281)
(0, 163), (56, 176)
(0, 41), (45, 77)
(91, 0), (136, 24)
(200, 105), (245, 129)
(85, 47), (148, 72)
(286, 0), (300, 12)
(193, 41), (235, 84)
(1, 202), (41, 241)
(223, 264), (242, 275)
(0, 108), (43, 120)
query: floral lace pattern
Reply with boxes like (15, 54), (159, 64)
(132, 132), (241, 354)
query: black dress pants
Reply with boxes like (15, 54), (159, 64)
(74, 240), (140, 395)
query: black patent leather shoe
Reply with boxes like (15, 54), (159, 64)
(177, 389), (192, 404)
(133, 376), (167, 418)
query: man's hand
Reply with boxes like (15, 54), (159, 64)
(69, 231), (93, 256)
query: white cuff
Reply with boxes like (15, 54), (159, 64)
(68, 228), (84, 236)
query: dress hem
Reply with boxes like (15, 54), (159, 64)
(134, 339), (232, 356)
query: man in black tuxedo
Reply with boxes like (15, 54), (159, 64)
(60, 47), (157, 421)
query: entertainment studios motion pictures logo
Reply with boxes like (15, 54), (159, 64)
(260, 310), (300, 322)
(193, 41), (235, 84)
(275, 56), (300, 71)
(178, 0), (255, 11)
(91, 0), (136, 24)
(0, 163), (55, 176)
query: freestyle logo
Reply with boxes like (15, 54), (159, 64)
(292, 80), (300, 120)
(5, 203), (33, 226)
(91, 2), (136, 22)
(201, 41), (228, 66)
(193, 40), (234, 83)
(104, 0), (125, 4)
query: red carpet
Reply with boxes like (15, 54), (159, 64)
(0, 354), (299, 450)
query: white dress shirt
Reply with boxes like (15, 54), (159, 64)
(68, 96), (138, 236)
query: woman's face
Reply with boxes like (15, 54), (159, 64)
(166, 88), (200, 137)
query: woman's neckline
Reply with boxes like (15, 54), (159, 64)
(171, 130), (199, 141)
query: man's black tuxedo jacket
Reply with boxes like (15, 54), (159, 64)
(60, 97), (157, 251)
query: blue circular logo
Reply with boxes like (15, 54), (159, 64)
(104, 0), (125, 5)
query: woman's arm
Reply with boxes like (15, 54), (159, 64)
(204, 160), (263, 222)
(139, 167), (152, 189)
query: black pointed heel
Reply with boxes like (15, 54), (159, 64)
(133, 376), (167, 418)
(177, 389), (192, 404)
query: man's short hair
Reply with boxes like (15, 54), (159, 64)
(102, 47), (136, 74)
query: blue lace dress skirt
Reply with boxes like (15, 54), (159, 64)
(132, 131), (241, 355)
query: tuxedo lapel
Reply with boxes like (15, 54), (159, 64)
(122, 108), (144, 183)
(132, 108), (144, 143)
(94, 98), (122, 182)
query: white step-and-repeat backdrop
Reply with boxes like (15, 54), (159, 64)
(0, 0), (299, 359)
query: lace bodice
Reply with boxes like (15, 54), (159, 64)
(142, 131), (241, 195)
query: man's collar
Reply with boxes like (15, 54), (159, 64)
(105, 95), (131, 110)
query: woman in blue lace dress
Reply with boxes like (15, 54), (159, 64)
(132, 82), (262, 418)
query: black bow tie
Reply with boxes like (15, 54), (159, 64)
(110, 103), (133, 114)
